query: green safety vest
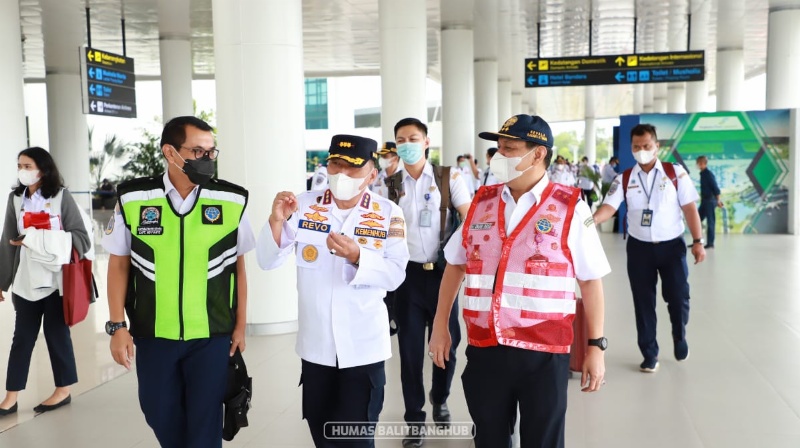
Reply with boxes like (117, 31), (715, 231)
(117, 176), (248, 340)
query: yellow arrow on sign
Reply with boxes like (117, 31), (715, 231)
(527, 60), (535, 71)
(87, 50), (94, 61)
(615, 56), (625, 66)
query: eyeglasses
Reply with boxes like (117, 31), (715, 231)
(178, 145), (220, 160)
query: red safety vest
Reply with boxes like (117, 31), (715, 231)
(461, 182), (580, 353)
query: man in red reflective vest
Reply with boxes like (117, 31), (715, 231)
(429, 114), (610, 448)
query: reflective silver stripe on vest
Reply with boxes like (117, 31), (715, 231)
(465, 274), (494, 290)
(503, 272), (576, 292)
(500, 292), (576, 315)
(131, 250), (156, 282)
(208, 247), (238, 280)
(119, 188), (169, 205)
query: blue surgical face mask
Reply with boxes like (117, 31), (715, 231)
(397, 142), (424, 165)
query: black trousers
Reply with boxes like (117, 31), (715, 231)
(301, 359), (386, 448)
(626, 236), (691, 362)
(462, 345), (570, 448)
(395, 261), (461, 425)
(6, 291), (77, 391)
(134, 336), (230, 448)
(699, 200), (716, 246)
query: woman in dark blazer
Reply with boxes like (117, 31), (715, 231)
(0, 147), (91, 415)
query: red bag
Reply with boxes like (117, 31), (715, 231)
(23, 211), (52, 230)
(569, 298), (588, 372)
(62, 248), (96, 327)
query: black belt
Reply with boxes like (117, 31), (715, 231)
(409, 261), (436, 271)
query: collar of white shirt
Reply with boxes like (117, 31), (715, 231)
(500, 172), (550, 206)
(403, 161), (434, 183)
(630, 158), (665, 178)
(162, 172), (199, 212)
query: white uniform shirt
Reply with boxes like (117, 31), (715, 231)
(550, 167), (576, 187)
(601, 164), (617, 184)
(370, 168), (403, 200)
(602, 159), (699, 243)
(255, 189), (410, 368)
(400, 163), (472, 263)
(445, 174), (611, 281)
(101, 173), (256, 256)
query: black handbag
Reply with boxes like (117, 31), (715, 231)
(222, 349), (252, 441)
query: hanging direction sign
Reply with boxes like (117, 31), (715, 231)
(80, 47), (137, 118)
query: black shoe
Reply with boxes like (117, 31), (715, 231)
(0, 403), (17, 416)
(33, 395), (71, 413)
(402, 433), (425, 447)
(704, 245), (714, 249)
(429, 391), (451, 426)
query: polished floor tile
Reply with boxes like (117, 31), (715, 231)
(1, 231), (799, 447)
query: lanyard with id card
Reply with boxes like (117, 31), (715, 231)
(637, 171), (658, 227)
(419, 192), (432, 227)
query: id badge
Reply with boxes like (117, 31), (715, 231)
(641, 209), (653, 227)
(419, 209), (432, 227)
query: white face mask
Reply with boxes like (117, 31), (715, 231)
(18, 169), (40, 186)
(328, 172), (368, 201)
(633, 148), (657, 165)
(378, 158), (393, 170)
(490, 150), (535, 184)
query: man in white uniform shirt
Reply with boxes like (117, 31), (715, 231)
(480, 147), (501, 187)
(393, 117), (471, 448)
(594, 123), (705, 373)
(371, 141), (403, 201)
(256, 134), (409, 447)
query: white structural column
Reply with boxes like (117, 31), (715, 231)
(667, 2), (687, 113)
(643, 84), (654, 113)
(585, 86), (597, 164)
(766, 1), (800, 109)
(633, 85), (644, 114)
(716, 0), (745, 111)
(474, 0), (499, 160)
(212, 0), (305, 334)
(41, 0), (90, 203)
(496, 0), (512, 123)
(380, 0), (427, 142)
(653, 19), (668, 113)
(158, 0), (193, 120)
(441, 0), (475, 164)
(0, 0), (27, 193)
(509, 0), (523, 115)
(686, 0), (711, 112)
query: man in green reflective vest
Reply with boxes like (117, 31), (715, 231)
(102, 116), (255, 448)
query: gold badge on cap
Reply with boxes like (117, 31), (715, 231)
(302, 245), (318, 262)
(501, 116), (518, 132)
(339, 141), (353, 148)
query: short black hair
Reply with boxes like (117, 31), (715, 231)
(697, 155), (708, 164)
(487, 147), (498, 158)
(456, 155), (465, 162)
(394, 117), (428, 137)
(160, 116), (214, 149)
(523, 142), (554, 169)
(581, 156), (588, 162)
(14, 146), (65, 198)
(631, 123), (658, 142)
(609, 156), (619, 164)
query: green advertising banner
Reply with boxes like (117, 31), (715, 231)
(640, 110), (790, 234)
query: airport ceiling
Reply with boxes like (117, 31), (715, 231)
(19, 0), (767, 122)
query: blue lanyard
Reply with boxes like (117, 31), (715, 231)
(637, 170), (659, 206)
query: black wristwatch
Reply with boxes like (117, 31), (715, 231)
(105, 320), (127, 336)
(588, 337), (608, 351)
(692, 238), (705, 245)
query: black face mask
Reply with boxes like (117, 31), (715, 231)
(182, 156), (215, 185)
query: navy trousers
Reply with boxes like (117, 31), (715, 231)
(395, 261), (461, 425)
(626, 237), (691, 362)
(6, 292), (77, 391)
(462, 345), (570, 448)
(698, 200), (716, 246)
(134, 336), (230, 448)
(301, 359), (386, 448)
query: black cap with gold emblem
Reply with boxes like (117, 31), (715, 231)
(478, 114), (553, 148)
(377, 141), (397, 155)
(327, 134), (378, 167)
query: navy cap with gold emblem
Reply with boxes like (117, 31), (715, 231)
(327, 134), (378, 168)
(377, 141), (397, 155)
(478, 114), (553, 148)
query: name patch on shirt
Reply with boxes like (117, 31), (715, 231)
(469, 222), (494, 230)
(299, 219), (331, 233)
(354, 227), (387, 239)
